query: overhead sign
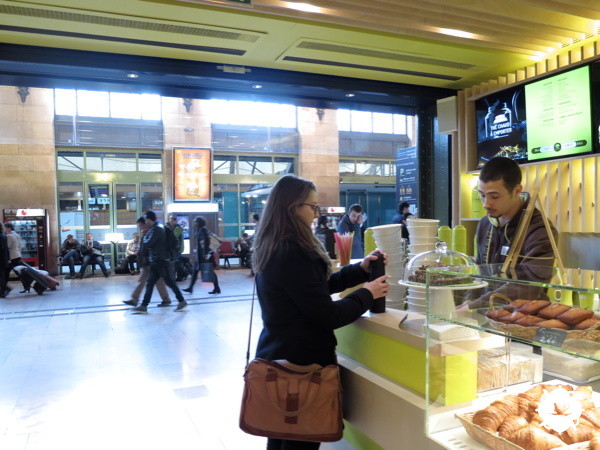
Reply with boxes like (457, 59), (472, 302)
(173, 148), (212, 202)
(4, 208), (46, 218)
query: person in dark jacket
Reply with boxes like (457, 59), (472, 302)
(77, 233), (110, 278)
(251, 175), (389, 450)
(336, 204), (364, 259)
(124, 217), (172, 308)
(182, 216), (221, 294)
(131, 211), (187, 313)
(315, 214), (335, 259)
(0, 223), (11, 298)
(459, 157), (557, 309)
(391, 202), (413, 240)
(61, 234), (81, 279)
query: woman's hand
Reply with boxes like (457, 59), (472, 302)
(360, 249), (388, 273)
(363, 275), (389, 299)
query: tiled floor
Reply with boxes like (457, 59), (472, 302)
(0, 269), (354, 449)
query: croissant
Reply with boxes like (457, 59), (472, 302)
(498, 415), (529, 438)
(505, 424), (566, 450)
(472, 405), (508, 432)
(490, 395), (521, 417)
(582, 407), (600, 429)
(590, 433), (600, 450)
(572, 385), (594, 407)
(559, 423), (597, 444)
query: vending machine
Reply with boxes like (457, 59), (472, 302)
(3, 208), (49, 270)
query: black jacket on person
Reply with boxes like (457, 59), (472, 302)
(255, 239), (373, 367)
(143, 222), (170, 263)
(0, 233), (8, 268)
(60, 239), (80, 257)
(194, 226), (210, 262)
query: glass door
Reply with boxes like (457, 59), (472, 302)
(87, 183), (111, 242)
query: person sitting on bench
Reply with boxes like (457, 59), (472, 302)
(77, 233), (109, 278)
(126, 233), (141, 275)
(61, 234), (81, 279)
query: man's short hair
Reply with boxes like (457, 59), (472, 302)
(67, 234), (74, 239)
(4, 223), (13, 230)
(144, 211), (157, 222)
(252, 213), (260, 222)
(399, 202), (410, 212)
(136, 216), (146, 224)
(348, 204), (363, 214)
(479, 157), (522, 192)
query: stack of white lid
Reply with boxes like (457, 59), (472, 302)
(406, 218), (439, 256)
(369, 224), (407, 309)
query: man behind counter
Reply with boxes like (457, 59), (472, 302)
(459, 156), (557, 310)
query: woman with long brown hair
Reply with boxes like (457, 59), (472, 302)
(251, 175), (388, 450)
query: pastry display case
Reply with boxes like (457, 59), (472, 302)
(425, 264), (600, 449)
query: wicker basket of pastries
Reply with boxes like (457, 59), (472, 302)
(485, 295), (600, 343)
(458, 383), (600, 449)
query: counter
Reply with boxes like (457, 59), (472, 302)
(335, 308), (503, 449)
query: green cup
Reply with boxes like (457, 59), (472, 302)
(577, 292), (598, 310)
(549, 288), (572, 306)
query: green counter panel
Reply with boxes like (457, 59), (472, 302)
(342, 420), (383, 450)
(336, 324), (426, 394)
(336, 324), (477, 405)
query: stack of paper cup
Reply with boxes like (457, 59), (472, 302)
(406, 218), (439, 255)
(369, 224), (407, 309)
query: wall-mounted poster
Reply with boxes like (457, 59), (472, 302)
(396, 146), (418, 214)
(173, 148), (212, 202)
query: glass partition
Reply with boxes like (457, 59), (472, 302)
(116, 184), (138, 241)
(424, 264), (600, 449)
(58, 182), (85, 243)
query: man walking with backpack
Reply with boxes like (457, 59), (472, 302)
(131, 211), (187, 313)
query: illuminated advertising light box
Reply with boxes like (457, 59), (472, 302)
(173, 148), (212, 202)
(475, 85), (527, 168)
(525, 65), (593, 161)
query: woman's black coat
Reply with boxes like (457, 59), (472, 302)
(255, 239), (373, 366)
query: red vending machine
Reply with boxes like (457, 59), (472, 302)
(3, 208), (49, 270)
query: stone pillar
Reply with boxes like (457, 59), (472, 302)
(161, 97), (212, 203)
(0, 86), (58, 273)
(297, 107), (340, 207)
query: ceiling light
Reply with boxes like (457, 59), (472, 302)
(438, 28), (475, 39)
(127, 73), (139, 79)
(345, 93), (355, 98)
(284, 2), (323, 13)
(252, 84), (263, 89)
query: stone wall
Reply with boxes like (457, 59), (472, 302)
(297, 107), (340, 207)
(0, 86), (58, 273)
(161, 97), (212, 204)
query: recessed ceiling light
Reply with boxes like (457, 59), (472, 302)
(438, 28), (475, 39)
(252, 84), (263, 89)
(127, 73), (139, 79)
(284, 2), (323, 13)
(345, 93), (355, 98)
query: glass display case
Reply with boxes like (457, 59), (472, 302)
(425, 264), (600, 449)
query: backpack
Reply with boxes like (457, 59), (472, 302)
(165, 226), (179, 258)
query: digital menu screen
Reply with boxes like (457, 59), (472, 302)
(475, 85), (527, 168)
(525, 65), (592, 161)
(173, 148), (212, 202)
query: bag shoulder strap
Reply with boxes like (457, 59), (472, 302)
(245, 280), (256, 368)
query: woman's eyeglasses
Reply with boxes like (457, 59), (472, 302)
(297, 203), (321, 213)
